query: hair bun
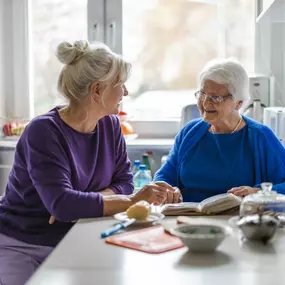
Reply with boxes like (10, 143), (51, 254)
(56, 40), (89, 65)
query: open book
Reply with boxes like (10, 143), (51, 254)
(160, 193), (242, 216)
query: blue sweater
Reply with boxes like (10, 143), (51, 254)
(154, 116), (285, 201)
(177, 126), (255, 202)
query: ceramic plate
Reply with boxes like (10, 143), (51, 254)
(113, 212), (165, 226)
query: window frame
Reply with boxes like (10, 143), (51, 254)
(11, 0), (34, 120)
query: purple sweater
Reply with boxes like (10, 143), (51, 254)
(0, 108), (133, 247)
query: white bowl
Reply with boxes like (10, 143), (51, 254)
(170, 224), (226, 253)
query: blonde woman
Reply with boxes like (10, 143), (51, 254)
(0, 41), (172, 285)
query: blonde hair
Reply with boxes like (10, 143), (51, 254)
(199, 58), (250, 103)
(56, 40), (131, 102)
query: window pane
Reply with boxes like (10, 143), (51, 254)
(31, 0), (87, 115)
(122, 0), (255, 119)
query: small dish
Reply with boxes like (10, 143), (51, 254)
(114, 211), (165, 226)
(170, 224), (226, 253)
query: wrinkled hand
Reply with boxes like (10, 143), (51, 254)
(154, 181), (182, 204)
(227, 186), (260, 197)
(132, 182), (172, 204)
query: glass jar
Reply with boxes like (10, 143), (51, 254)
(240, 182), (285, 218)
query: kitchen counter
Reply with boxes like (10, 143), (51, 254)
(26, 216), (285, 285)
(0, 138), (18, 149)
(126, 138), (174, 150)
(0, 138), (175, 150)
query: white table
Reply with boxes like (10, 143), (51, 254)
(26, 216), (285, 285)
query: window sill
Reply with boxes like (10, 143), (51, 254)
(0, 139), (18, 149)
(126, 138), (174, 150)
(0, 137), (175, 150)
(129, 119), (180, 139)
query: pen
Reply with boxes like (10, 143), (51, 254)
(101, 218), (136, 238)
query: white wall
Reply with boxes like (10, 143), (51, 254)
(255, 7), (285, 108)
(0, 0), (6, 119)
(0, 0), (14, 120)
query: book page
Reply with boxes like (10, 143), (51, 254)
(160, 202), (199, 216)
(199, 193), (242, 214)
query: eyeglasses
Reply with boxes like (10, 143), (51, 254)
(194, 90), (232, 104)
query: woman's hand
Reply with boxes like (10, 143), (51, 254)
(131, 182), (173, 204)
(227, 186), (260, 197)
(49, 216), (56, 224)
(154, 181), (183, 204)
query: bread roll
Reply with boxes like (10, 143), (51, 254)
(127, 201), (151, 220)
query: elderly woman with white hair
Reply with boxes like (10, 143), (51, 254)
(0, 41), (176, 285)
(155, 58), (285, 202)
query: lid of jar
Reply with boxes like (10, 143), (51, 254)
(242, 182), (285, 204)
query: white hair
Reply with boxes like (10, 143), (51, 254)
(56, 40), (131, 102)
(199, 58), (250, 103)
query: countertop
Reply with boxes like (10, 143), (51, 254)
(26, 215), (285, 285)
(0, 138), (18, 149)
(0, 138), (175, 150)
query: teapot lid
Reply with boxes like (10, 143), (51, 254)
(242, 182), (285, 204)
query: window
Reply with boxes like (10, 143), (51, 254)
(12, 0), (255, 135)
(30, 0), (88, 115)
(121, 0), (255, 120)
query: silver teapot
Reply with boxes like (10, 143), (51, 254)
(237, 213), (279, 243)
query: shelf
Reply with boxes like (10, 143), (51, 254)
(256, 0), (285, 23)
